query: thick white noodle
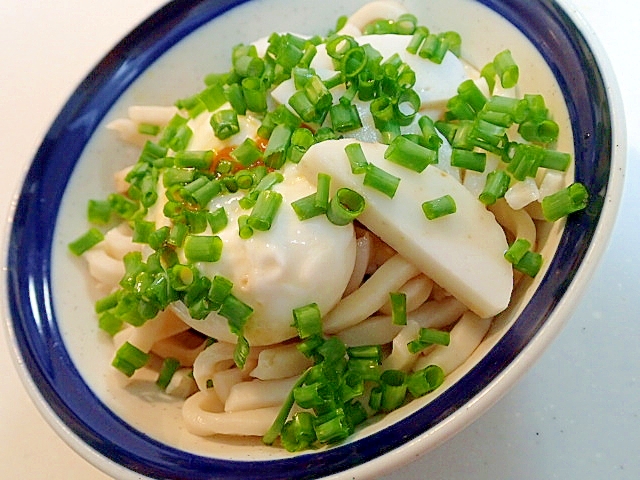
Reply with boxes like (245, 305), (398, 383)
(249, 344), (313, 380)
(83, 247), (125, 291)
(151, 331), (208, 366)
(378, 274), (434, 315)
(489, 198), (537, 247)
(224, 376), (299, 412)
(343, 0), (408, 30)
(182, 390), (280, 437)
(323, 254), (420, 334)
(343, 232), (372, 296)
(211, 366), (251, 403)
(127, 105), (179, 125)
(337, 297), (467, 346)
(123, 309), (191, 353)
(193, 342), (260, 390)
(410, 297), (468, 329)
(413, 311), (492, 374)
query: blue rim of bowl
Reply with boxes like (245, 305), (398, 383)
(6, 0), (612, 478)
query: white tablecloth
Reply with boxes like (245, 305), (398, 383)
(1, 1), (638, 478)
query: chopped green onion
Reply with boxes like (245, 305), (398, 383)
(541, 182), (589, 221)
(363, 163), (401, 198)
(389, 292), (407, 326)
(345, 142), (369, 174)
(407, 327), (450, 354)
(98, 311), (123, 336)
(422, 195), (456, 220)
(68, 228), (104, 255)
(168, 222), (188, 248)
(518, 119), (560, 144)
(248, 189), (283, 231)
(263, 368), (312, 445)
(504, 238), (532, 264)
(163, 167), (195, 187)
(294, 382), (330, 409)
(112, 341), (149, 377)
(326, 188), (366, 226)
(540, 149), (571, 172)
(218, 294), (253, 336)
(280, 412), (317, 452)
(406, 26), (429, 54)
(95, 290), (120, 314)
(291, 193), (326, 221)
(379, 370), (407, 412)
(263, 124), (292, 169)
(174, 150), (214, 170)
(313, 409), (351, 444)
(210, 109), (240, 140)
(132, 219), (155, 244)
(138, 141), (168, 165)
(418, 115), (443, 151)
(330, 101), (362, 132)
(289, 90), (318, 123)
(457, 79), (487, 113)
(224, 83), (247, 115)
(292, 303), (323, 339)
(234, 335), (250, 369)
(406, 365), (445, 397)
(514, 250), (543, 277)
(231, 138), (263, 166)
(314, 173), (331, 210)
(168, 264), (195, 291)
(479, 170), (511, 206)
(159, 114), (192, 152)
(493, 49), (519, 88)
(450, 149), (487, 172)
(418, 33), (449, 64)
(87, 199), (112, 225)
(156, 357), (181, 390)
(207, 207), (228, 233)
(395, 88), (421, 126)
(287, 127), (316, 164)
(484, 95), (529, 124)
(138, 123), (161, 136)
(183, 235), (223, 263)
(207, 275), (234, 309)
(506, 143), (543, 181)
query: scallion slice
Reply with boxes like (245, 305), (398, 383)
(292, 303), (323, 339)
(541, 182), (589, 221)
(422, 195), (456, 220)
(112, 341), (149, 377)
(390, 292), (407, 326)
(68, 228), (104, 255)
(183, 235), (223, 263)
(248, 189), (283, 231)
(363, 164), (400, 198)
(450, 149), (487, 172)
(326, 188), (366, 226)
(156, 357), (181, 390)
(344, 142), (369, 174)
(479, 170), (511, 206)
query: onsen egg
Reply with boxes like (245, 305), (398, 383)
(172, 163), (357, 346)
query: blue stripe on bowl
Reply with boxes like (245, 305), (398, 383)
(6, 0), (612, 478)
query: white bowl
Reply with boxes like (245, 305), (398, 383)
(3, 0), (625, 478)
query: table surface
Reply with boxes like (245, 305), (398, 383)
(1, 1), (638, 479)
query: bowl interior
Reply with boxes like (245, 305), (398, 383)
(6, 0), (613, 478)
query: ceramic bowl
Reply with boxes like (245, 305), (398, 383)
(3, 0), (625, 478)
